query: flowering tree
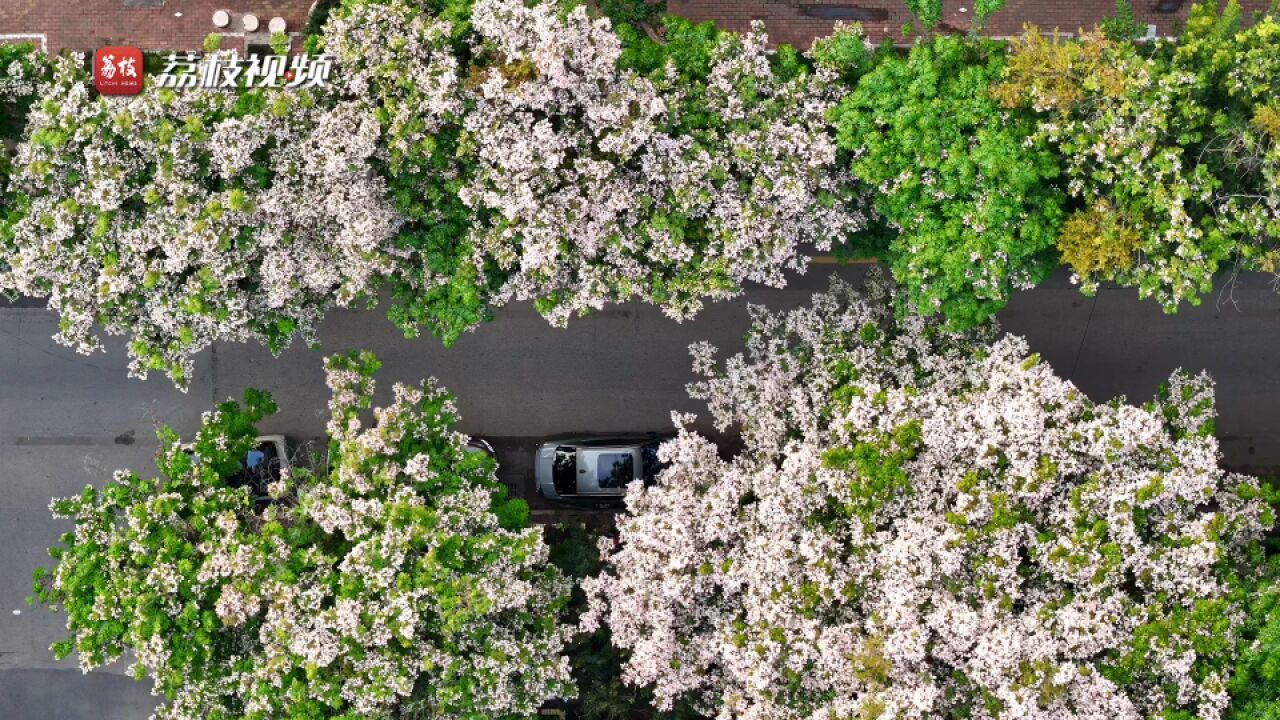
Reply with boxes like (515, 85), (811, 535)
(1174, 2), (1280, 288)
(459, 1), (865, 325)
(0, 56), (401, 387)
(996, 26), (1227, 310)
(583, 271), (1273, 720)
(34, 352), (573, 719)
(321, 0), (491, 345)
(324, 0), (866, 332)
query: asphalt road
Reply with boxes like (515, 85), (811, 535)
(3, 265), (1280, 716)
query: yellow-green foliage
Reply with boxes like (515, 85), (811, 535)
(1057, 200), (1141, 277)
(1253, 105), (1280, 140)
(993, 25), (1136, 114)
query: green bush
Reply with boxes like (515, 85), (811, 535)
(1226, 478), (1280, 719)
(1101, 0), (1145, 40)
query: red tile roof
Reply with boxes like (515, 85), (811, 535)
(0, 1), (315, 54)
(670, 0), (1276, 48)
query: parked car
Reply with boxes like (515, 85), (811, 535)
(535, 435), (668, 507)
(184, 434), (290, 501)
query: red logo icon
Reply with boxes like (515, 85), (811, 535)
(94, 47), (144, 95)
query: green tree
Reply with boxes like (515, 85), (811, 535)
(971, 0), (1008, 35)
(1100, 0), (1144, 41)
(905, 0), (942, 31)
(832, 36), (1065, 330)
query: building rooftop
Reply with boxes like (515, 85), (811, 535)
(669, 0), (1277, 48)
(2, 0), (1275, 57)
(0, 0), (315, 54)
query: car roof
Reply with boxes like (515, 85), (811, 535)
(576, 447), (638, 494)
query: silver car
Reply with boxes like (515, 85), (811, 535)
(535, 436), (666, 507)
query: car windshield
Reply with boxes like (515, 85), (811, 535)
(596, 452), (634, 489)
(553, 447), (577, 496)
(641, 443), (665, 484)
(228, 441), (281, 496)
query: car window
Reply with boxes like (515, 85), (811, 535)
(229, 441), (281, 496)
(246, 448), (266, 469)
(641, 443), (665, 484)
(553, 447), (577, 496)
(596, 452), (634, 489)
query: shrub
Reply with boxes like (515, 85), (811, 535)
(1101, 0), (1145, 41)
(1057, 199), (1142, 277)
(991, 27), (1133, 114)
(904, 0), (942, 31)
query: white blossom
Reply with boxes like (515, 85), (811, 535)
(585, 271), (1268, 720)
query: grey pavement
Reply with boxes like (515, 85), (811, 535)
(3, 265), (1280, 716)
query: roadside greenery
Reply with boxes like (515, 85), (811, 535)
(1, 0), (1278, 380)
(10, 2), (1280, 718)
(34, 352), (573, 719)
(0, 42), (47, 193)
(28, 297), (1280, 719)
(996, 1), (1280, 315)
(1, 54), (399, 385)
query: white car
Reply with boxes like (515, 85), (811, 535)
(535, 436), (666, 507)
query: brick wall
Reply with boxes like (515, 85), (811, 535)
(0, 0), (315, 54)
(669, 0), (1275, 48)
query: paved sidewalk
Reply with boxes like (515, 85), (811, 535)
(671, 0), (1276, 48)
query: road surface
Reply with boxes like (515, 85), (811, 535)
(3, 266), (1280, 716)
